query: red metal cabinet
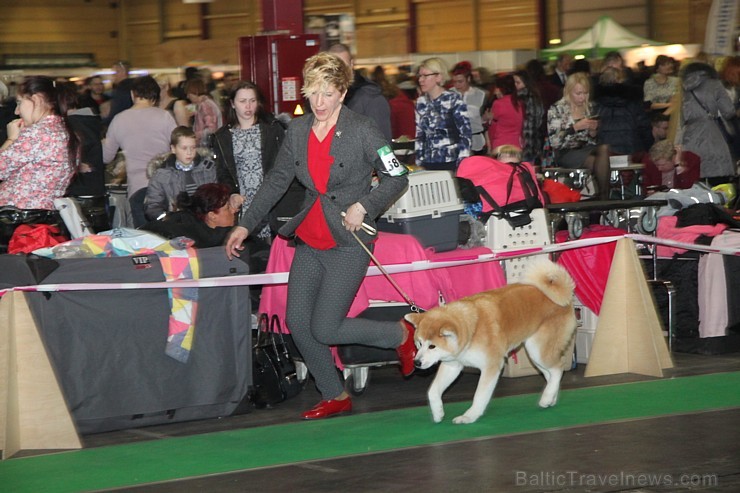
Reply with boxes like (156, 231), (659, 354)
(238, 34), (320, 116)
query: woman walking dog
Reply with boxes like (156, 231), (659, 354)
(225, 52), (416, 420)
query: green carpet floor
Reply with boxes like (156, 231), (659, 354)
(2, 372), (740, 493)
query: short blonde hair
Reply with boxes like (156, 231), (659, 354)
(418, 57), (448, 83)
(649, 139), (676, 162)
(302, 52), (352, 98)
(493, 144), (522, 161)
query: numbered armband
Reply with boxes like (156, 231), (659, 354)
(376, 145), (408, 177)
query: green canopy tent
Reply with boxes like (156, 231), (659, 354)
(541, 16), (666, 60)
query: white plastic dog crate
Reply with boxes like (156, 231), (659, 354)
(485, 208), (551, 283)
(377, 170), (464, 252)
(574, 301), (599, 364)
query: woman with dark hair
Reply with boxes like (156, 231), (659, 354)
(103, 75), (177, 227)
(142, 182), (237, 248)
(513, 70), (545, 163)
(1, 76), (80, 209)
(680, 62), (736, 185)
(211, 80), (286, 239)
(643, 55), (678, 115)
(524, 59), (559, 114)
(486, 74), (524, 151)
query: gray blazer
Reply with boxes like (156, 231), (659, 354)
(240, 106), (408, 246)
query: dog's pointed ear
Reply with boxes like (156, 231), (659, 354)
(404, 312), (421, 328)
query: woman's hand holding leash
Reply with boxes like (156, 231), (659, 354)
(341, 203), (376, 235)
(341, 202), (374, 234)
(225, 225), (249, 260)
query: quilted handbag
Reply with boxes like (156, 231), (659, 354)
(251, 314), (302, 407)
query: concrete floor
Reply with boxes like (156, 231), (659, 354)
(84, 351), (740, 493)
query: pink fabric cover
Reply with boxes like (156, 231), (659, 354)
(258, 233), (506, 333)
(698, 232), (740, 337)
(655, 215), (728, 258)
(456, 155), (546, 213)
(555, 225), (625, 315)
(428, 246), (507, 302)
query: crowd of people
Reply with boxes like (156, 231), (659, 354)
(0, 51), (738, 418)
(366, 51), (738, 201)
(0, 52), (737, 244)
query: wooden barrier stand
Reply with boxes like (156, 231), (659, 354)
(0, 291), (81, 460)
(585, 238), (673, 377)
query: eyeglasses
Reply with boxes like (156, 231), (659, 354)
(417, 72), (439, 79)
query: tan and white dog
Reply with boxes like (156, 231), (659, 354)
(405, 259), (577, 424)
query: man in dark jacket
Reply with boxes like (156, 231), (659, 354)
(102, 61), (134, 127)
(328, 43), (392, 141)
(77, 76), (110, 116)
(547, 53), (573, 96)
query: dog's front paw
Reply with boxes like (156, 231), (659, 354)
(430, 405), (444, 423)
(452, 414), (478, 424)
(538, 397), (558, 408)
(538, 391), (559, 408)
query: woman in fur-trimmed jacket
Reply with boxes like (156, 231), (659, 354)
(210, 81), (287, 239)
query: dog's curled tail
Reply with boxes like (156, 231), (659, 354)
(521, 258), (576, 307)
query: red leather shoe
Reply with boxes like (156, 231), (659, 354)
(301, 398), (352, 420)
(397, 320), (417, 377)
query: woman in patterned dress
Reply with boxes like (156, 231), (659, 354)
(211, 81), (285, 281)
(0, 76), (80, 251)
(643, 55), (679, 116)
(0, 76), (79, 210)
(212, 81), (286, 238)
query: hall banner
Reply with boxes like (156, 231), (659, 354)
(704, 0), (739, 56)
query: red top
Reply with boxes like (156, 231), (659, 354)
(487, 94), (523, 150)
(295, 126), (337, 250)
(641, 150), (701, 190)
(389, 91), (416, 140)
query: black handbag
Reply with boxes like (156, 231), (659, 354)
(251, 314), (302, 407)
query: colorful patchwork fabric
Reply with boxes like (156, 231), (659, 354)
(33, 232), (201, 363)
(32, 228), (165, 258)
(155, 238), (200, 363)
